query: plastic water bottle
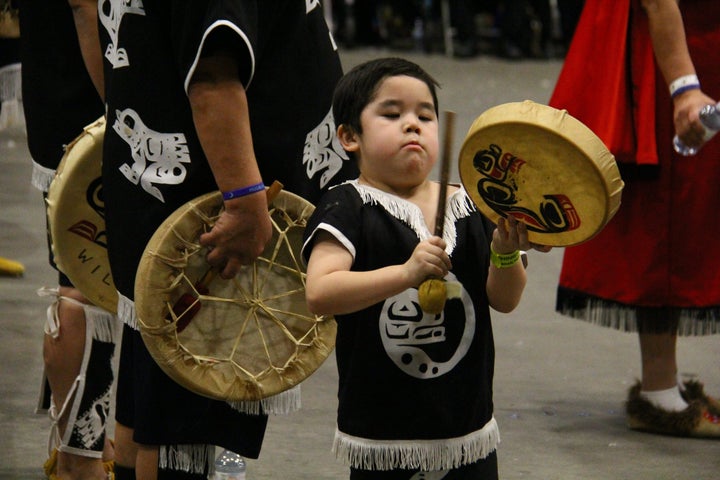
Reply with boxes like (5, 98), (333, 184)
(211, 449), (246, 480)
(673, 103), (720, 156)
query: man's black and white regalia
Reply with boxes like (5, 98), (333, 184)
(302, 181), (500, 474)
(98, 0), (357, 469)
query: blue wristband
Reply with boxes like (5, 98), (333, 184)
(671, 83), (701, 99)
(221, 182), (265, 200)
(669, 74), (700, 98)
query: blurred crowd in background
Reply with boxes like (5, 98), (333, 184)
(326, 0), (585, 59)
(0, 0), (584, 132)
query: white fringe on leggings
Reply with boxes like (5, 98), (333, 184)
(37, 287), (120, 458)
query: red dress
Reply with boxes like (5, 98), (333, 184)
(550, 0), (720, 335)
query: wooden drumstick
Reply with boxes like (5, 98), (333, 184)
(171, 180), (284, 332)
(264, 180), (284, 205)
(434, 112), (455, 238)
(418, 111), (456, 315)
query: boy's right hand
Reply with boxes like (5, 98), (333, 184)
(404, 236), (451, 287)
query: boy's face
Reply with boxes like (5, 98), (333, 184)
(340, 75), (439, 192)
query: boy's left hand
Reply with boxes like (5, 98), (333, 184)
(492, 216), (552, 253)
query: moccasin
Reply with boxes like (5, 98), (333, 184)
(681, 379), (720, 416)
(626, 381), (720, 438)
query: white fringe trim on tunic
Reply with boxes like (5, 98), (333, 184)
(117, 292), (139, 330)
(349, 180), (475, 256)
(333, 417), (500, 471)
(32, 160), (56, 192)
(159, 444), (213, 474)
(0, 62), (24, 131)
(227, 384), (302, 415)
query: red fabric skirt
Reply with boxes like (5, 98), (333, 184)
(553, 0), (720, 334)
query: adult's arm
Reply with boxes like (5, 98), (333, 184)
(188, 53), (273, 279)
(640, 0), (716, 146)
(67, 0), (104, 100)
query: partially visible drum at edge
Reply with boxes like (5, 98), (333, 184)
(47, 117), (118, 313)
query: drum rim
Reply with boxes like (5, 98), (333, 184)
(135, 189), (337, 402)
(46, 117), (118, 312)
(458, 101), (623, 247)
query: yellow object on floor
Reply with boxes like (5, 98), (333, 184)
(0, 256), (24, 277)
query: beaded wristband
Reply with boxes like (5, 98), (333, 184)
(221, 182), (265, 200)
(669, 74), (700, 98)
(490, 248), (520, 269)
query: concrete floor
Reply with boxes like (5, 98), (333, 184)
(1, 48), (719, 479)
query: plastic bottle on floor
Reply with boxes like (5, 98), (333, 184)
(210, 449), (246, 480)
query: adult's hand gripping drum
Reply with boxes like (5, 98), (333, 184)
(134, 188), (336, 402)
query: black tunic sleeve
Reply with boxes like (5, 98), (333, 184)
(302, 183), (363, 264)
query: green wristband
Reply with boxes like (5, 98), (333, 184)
(490, 248), (520, 268)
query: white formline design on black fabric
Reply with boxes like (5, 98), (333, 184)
(99, 0), (146, 70)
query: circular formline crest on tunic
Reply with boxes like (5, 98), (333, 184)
(458, 100), (624, 246)
(134, 189), (336, 402)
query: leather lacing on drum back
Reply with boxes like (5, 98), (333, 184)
(134, 191), (335, 414)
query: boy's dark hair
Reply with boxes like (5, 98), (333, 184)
(332, 57), (440, 136)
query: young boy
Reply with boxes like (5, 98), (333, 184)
(301, 57), (547, 479)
